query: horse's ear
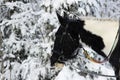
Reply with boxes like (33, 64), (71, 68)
(56, 12), (66, 25)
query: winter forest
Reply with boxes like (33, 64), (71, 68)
(0, 0), (120, 80)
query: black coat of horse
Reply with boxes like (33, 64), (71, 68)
(50, 13), (106, 66)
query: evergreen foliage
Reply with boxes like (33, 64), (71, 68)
(0, 0), (119, 80)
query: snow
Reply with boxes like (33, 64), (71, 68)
(0, 0), (119, 80)
(55, 46), (116, 80)
(55, 66), (86, 80)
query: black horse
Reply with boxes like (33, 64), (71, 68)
(50, 12), (107, 66)
(50, 12), (120, 80)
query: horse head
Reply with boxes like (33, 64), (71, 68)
(50, 12), (84, 66)
(50, 12), (106, 66)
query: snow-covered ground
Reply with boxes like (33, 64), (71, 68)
(54, 46), (116, 80)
